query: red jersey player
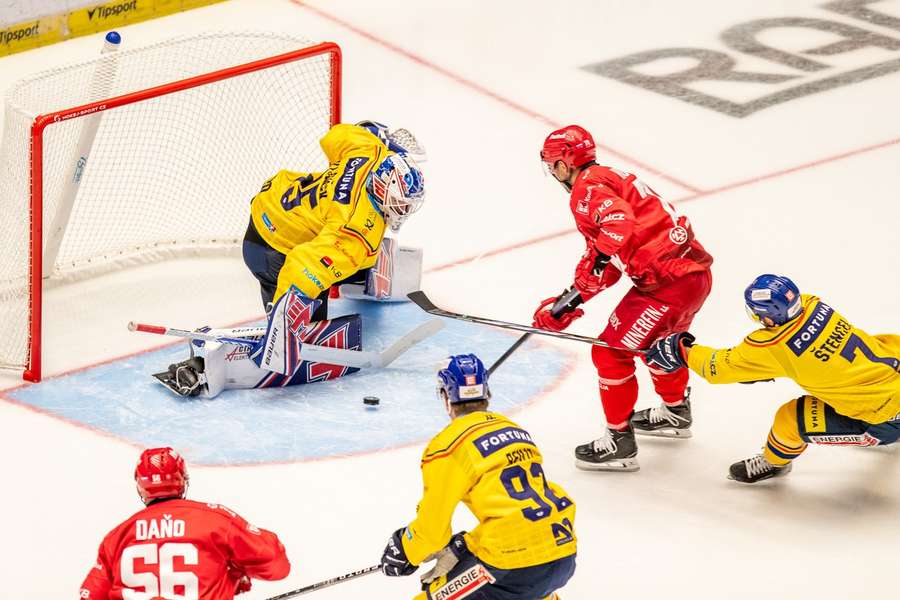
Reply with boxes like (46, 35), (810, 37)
(79, 447), (290, 599)
(533, 125), (713, 472)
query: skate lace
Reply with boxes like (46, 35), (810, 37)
(648, 404), (680, 425)
(745, 455), (775, 478)
(591, 434), (617, 454)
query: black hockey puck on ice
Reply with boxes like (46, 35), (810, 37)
(363, 396), (380, 406)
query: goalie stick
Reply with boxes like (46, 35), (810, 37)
(264, 565), (380, 600)
(407, 290), (645, 353)
(127, 319), (444, 369)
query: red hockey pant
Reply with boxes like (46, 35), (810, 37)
(592, 270), (712, 428)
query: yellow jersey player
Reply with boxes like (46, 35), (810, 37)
(644, 274), (900, 483)
(153, 122), (426, 397)
(380, 354), (577, 600)
(242, 120), (425, 313)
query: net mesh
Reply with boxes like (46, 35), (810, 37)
(0, 32), (338, 371)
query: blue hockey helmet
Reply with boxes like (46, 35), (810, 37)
(744, 274), (802, 326)
(357, 120), (392, 145)
(437, 354), (491, 405)
(365, 153), (425, 232)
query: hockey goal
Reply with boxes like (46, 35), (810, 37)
(0, 32), (341, 382)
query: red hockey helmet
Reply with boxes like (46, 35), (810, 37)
(135, 447), (189, 504)
(540, 125), (596, 172)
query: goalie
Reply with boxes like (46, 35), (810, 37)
(154, 121), (427, 397)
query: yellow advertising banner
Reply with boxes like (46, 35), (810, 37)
(0, 0), (226, 57)
(0, 15), (66, 56)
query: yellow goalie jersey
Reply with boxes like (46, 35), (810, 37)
(688, 294), (900, 423)
(402, 411), (577, 570)
(249, 124), (390, 300)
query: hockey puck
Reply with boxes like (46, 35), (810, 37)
(363, 396), (380, 406)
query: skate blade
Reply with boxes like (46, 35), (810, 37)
(152, 371), (193, 397)
(634, 428), (693, 439)
(575, 457), (639, 472)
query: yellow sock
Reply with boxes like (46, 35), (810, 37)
(763, 397), (808, 466)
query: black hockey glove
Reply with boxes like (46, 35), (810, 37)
(646, 332), (695, 373)
(381, 528), (417, 577)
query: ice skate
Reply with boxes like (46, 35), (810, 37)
(728, 454), (792, 484)
(575, 426), (639, 471)
(631, 389), (693, 438)
(153, 356), (206, 397)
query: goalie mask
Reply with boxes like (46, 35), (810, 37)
(366, 154), (425, 232)
(437, 354), (492, 406)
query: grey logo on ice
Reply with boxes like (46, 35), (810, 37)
(583, 0), (900, 117)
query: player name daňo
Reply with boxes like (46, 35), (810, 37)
(135, 517), (186, 541)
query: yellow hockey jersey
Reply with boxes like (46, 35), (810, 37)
(249, 124), (390, 300)
(688, 294), (900, 423)
(402, 411), (577, 570)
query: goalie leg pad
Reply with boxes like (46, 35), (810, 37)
(251, 288), (321, 375)
(194, 315), (362, 397)
(339, 238), (423, 302)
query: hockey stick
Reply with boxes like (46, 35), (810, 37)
(407, 290), (644, 353)
(264, 565), (380, 600)
(127, 319), (444, 369)
(487, 287), (585, 375)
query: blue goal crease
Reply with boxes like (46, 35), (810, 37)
(7, 299), (572, 465)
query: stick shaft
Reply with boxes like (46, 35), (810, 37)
(265, 565), (380, 600)
(407, 291), (644, 353)
(488, 333), (531, 376)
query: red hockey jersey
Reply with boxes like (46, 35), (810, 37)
(570, 165), (712, 294)
(79, 499), (289, 600)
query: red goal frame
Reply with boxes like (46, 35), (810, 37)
(24, 42), (342, 382)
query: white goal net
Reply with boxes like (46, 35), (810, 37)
(0, 32), (341, 380)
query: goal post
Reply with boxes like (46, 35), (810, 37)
(0, 32), (342, 382)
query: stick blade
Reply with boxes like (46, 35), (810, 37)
(376, 318), (444, 367)
(406, 290), (438, 313)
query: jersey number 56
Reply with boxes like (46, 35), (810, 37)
(121, 542), (199, 600)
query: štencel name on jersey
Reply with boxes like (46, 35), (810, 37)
(402, 411), (577, 570)
(688, 294), (900, 423)
(249, 124), (390, 300)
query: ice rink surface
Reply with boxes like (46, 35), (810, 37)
(1, 1), (900, 598)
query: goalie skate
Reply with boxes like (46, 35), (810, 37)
(152, 356), (206, 397)
(631, 389), (693, 438)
